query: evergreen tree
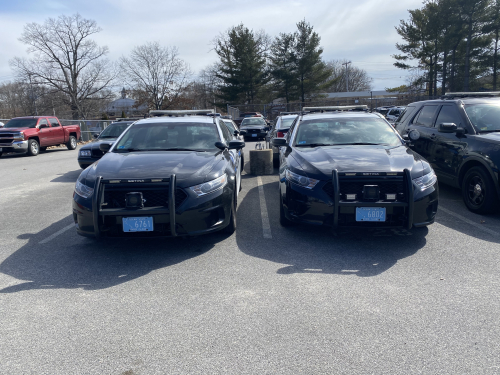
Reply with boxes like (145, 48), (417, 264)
(269, 32), (299, 103)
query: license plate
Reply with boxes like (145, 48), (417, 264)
(122, 216), (154, 232)
(356, 207), (386, 222)
(252, 134), (257, 137)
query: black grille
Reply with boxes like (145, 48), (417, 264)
(0, 133), (14, 138)
(102, 187), (187, 209)
(92, 148), (104, 158)
(323, 178), (406, 201)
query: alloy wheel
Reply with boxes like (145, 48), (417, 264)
(467, 175), (485, 208)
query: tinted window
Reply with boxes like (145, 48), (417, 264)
(277, 116), (297, 129)
(294, 117), (401, 147)
(464, 103), (500, 132)
(436, 106), (462, 126)
(49, 118), (60, 127)
(223, 120), (237, 134)
(39, 119), (48, 127)
(4, 119), (38, 128)
(113, 122), (220, 152)
(99, 123), (131, 138)
(414, 105), (439, 127)
(241, 118), (266, 126)
(219, 120), (233, 143)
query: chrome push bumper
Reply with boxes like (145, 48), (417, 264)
(0, 140), (28, 153)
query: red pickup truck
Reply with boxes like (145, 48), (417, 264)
(0, 116), (81, 157)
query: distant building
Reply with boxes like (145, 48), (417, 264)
(106, 88), (148, 117)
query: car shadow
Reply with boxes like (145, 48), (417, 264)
(0, 215), (229, 293)
(236, 180), (428, 277)
(51, 169), (83, 183)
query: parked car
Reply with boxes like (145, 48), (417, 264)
(394, 92), (500, 214)
(72, 111), (245, 238)
(0, 116), (80, 157)
(385, 106), (406, 122)
(222, 118), (247, 140)
(78, 121), (134, 169)
(267, 114), (298, 166)
(273, 107), (438, 229)
(234, 112), (264, 126)
(240, 117), (270, 141)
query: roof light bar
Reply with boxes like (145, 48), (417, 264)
(302, 105), (369, 112)
(149, 109), (215, 117)
(443, 92), (500, 99)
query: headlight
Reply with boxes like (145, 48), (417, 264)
(285, 169), (319, 189)
(413, 170), (437, 191)
(80, 150), (91, 157)
(75, 180), (94, 199)
(190, 174), (228, 197)
(13, 132), (24, 141)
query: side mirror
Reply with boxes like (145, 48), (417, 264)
(99, 143), (112, 153)
(39, 124), (48, 129)
(93, 133), (99, 139)
(228, 140), (245, 149)
(272, 138), (287, 147)
(215, 141), (227, 150)
(239, 130), (247, 136)
(233, 130), (240, 136)
(408, 129), (420, 141)
(438, 123), (457, 133)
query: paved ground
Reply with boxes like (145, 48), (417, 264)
(1, 144), (499, 374)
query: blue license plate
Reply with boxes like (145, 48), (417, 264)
(355, 207), (386, 222)
(252, 134), (258, 137)
(122, 216), (154, 232)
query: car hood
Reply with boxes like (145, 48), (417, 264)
(0, 127), (30, 132)
(80, 138), (118, 150)
(85, 150), (224, 188)
(290, 145), (427, 180)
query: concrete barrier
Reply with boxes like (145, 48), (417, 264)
(249, 149), (273, 175)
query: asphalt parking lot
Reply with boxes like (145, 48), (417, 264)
(1, 144), (500, 374)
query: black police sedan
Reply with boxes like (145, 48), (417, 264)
(273, 108), (439, 229)
(78, 121), (134, 169)
(72, 112), (245, 238)
(240, 117), (270, 141)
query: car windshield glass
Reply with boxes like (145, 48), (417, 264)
(113, 122), (220, 152)
(294, 117), (402, 147)
(241, 118), (266, 126)
(99, 123), (131, 138)
(464, 103), (500, 132)
(277, 117), (297, 129)
(223, 120), (236, 134)
(4, 118), (38, 128)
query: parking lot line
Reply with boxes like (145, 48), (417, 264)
(257, 176), (272, 239)
(39, 223), (75, 244)
(439, 206), (499, 237)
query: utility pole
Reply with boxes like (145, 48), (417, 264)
(343, 61), (352, 92)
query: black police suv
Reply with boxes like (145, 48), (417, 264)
(240, 117), (270, 141)
(72, 113), (245, 238)
(273, 108), (439, 229)
(78, 121), (134, 169)
(394, 92), (500, 214)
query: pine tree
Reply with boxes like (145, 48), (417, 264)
(269, 32), (299, 103)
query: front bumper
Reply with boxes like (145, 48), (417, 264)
(281, 169), (438, 229)
(78, 156), (100, 168)
(244, 131), (268, 140)
(73, 175), (233, 238)
(0, 140), (28, 154)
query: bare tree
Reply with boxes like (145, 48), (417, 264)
(120, 42), (192, 110)
(324, 60), (373, 92)
(10, 14), (116, 119)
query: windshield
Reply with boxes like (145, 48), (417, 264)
(98, 123), (131, 138)
(464, 103), (500, 132)
(4, 118), (38, 128)
(113, 122), (220, 153)
(241, 118), (266, 126)
(223, 120), (237, 134)
(294, 117), (402, 147)
(277, 117), (297, 129)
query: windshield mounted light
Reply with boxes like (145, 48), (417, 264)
(285, 169), (319, 189)
(74, 180), (94, 199)
(413, 170), (437, 191)
(79, 150), (91, 157)
(190, 174), (228, 197)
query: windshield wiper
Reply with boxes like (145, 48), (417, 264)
(295, 143), (335, 147)
(330, 143), (386, 146)
(152, 148), (206, 151)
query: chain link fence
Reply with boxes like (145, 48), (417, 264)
(59, 120), (112, 142)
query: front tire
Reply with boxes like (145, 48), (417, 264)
(223, 196), (237, 234)
(27, 139), (40, 156)
(462, 166), (499, 214)
(66, 136), (77, 150)
(279, 194), (294, 227)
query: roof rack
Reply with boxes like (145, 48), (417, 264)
(443, 92), (500, 99)
(302, 105), (369, 113)
(149, 109), (215, 117)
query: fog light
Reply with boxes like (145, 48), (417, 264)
(126, 192), (144, 208)
(386, 194), (397, 200)
(346, 194), (357, 200)
(363, 185), (379, 200)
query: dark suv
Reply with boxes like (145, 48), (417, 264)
(394, 92), (500, 213)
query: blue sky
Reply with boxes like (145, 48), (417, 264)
(0, 0), (423, 91)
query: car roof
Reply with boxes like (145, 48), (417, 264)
(301, 112), (382, 120)
(280, 114), (299, 119)
(134, 116), (215, 125)
(410, 97), (500, 106)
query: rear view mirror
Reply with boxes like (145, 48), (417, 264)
(93, 133), (99, 139)
(228, 140), (245, 149)
(99, 143), (112, 153)
(215, 141), (227, 150)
